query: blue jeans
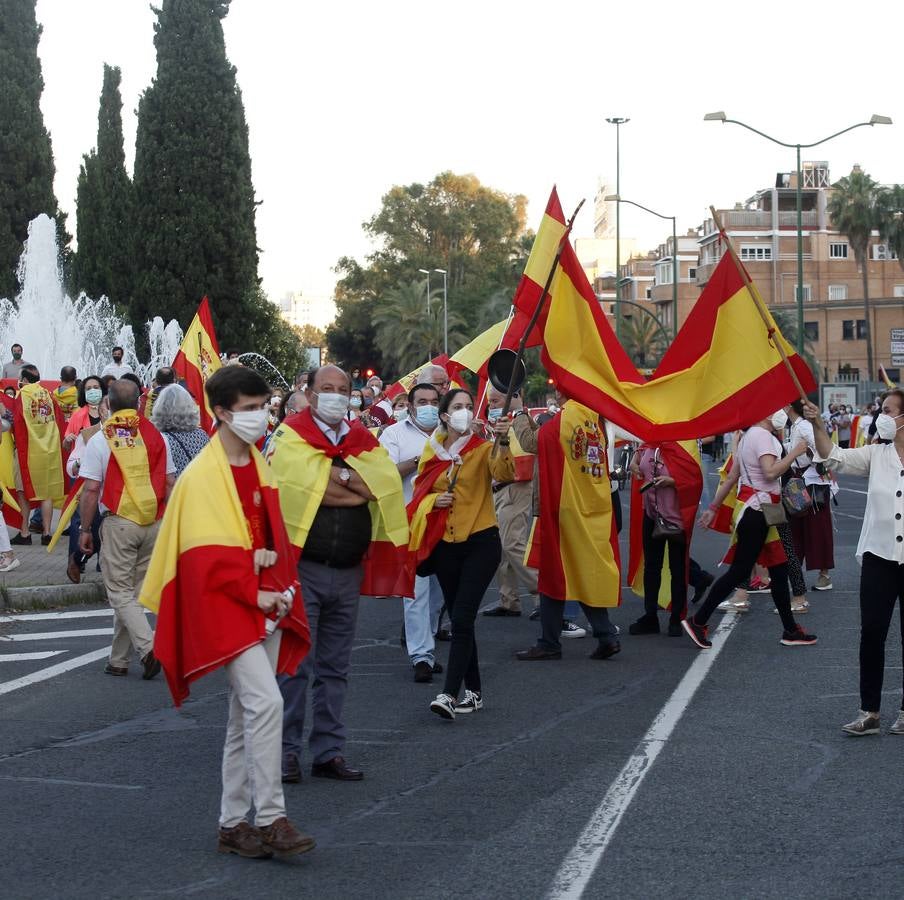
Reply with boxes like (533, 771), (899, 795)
(404, 574), (443, 667)
(68, 508), (102, 567)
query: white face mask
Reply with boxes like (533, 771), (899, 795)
(447, 408), (473, 434)
(392, 408), (408, 422)
(314, 391), (350, 425)
(226, 408), (269, 444)
(875, 412), (903, 440)
(770, 410), (788, 431)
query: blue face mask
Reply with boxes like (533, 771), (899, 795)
(487, 407), (503, 421)
(415, 405), (439, 429)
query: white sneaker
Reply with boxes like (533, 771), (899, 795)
(813, 574), (833, 591)
(717, 598), (750, 613)
(774, 599), (809, 614)
(429, 693), (456, 720)
(890, 711), (904, 736)
(454, 690), (483, 714)
(0, 555), (20, 573)
(561, 622), (587, 639)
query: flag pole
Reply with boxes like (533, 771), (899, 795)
(492, 198), (585, 454)
(709, 206), (809, 404)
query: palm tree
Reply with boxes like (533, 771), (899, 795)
(876, 183), (904, 275)
(771, 308), (820, 383)
(371, 279), (466, 375)
(827, 166), (880, 381)
(620, 310), (668, 370)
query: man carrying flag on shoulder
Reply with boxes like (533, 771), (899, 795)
(516, 390), (622, 661)
(266, 365), (407, 784)
(139, 366), (314, 860)
(53, 366), (79, 422)
(78, 379), (174, 679)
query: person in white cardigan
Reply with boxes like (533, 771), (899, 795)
(804, 389), (904, 736)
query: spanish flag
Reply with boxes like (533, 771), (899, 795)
(527, 401), (620, 607)
(52, 385), (78, 421)
(722, 484), (786, 569)
(139, 433), (310, 706)
(710, 453), (738, 534)
(172, 297), (221, 432)
(47, 477), (84, 553)
(265, 409), (409, 597)
(519, 190), (816, 442)
(0, 394), (22, 529)
(13, 382), (66, 503)
(385, 354), (465, 402)
(627, 441), (703, 610)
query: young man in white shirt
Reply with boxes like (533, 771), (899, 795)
(100, 346), (134, 379)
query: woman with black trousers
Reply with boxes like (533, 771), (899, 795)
(407, 388), (514, 720)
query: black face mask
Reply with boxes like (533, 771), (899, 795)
(12, 351), (21, 360)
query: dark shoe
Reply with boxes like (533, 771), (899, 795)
(628, 613), (660, 635)
(10, 533), (32, 546)
(589, 641), (621, 660)
(311, 755), (363, 781)
(413, 661), (433, 683)
(67, 553), (82, 584)
(141, 650), (162, 680)
(282, 756), (302, 784)
(258, 816), (316, 857)
(28, 520), (43, 534)
(528, 608), (540, 621)
(682, 617), (712, 649)
(435, 628), (452, 642)
(692, 571), (715, 604)
(217, 821), (273, 859)
(515, 646), (562, 661)
(431, 661), (444, 674)
(780, 625), (817, 646)
(482, 605), (521, 617)
(667, 621), (684, 637)
(40, 534), (51, 546)
(103, 662), (128, 676)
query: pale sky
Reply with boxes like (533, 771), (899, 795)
(34, 0), (904, 312)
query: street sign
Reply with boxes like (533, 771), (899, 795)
(892, 354), (904, 366)
(891, 328), (904, 341)
(891, 341), (904, 354)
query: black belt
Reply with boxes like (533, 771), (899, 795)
(300, 554), (361, 570)
(492, 482), (514, 494)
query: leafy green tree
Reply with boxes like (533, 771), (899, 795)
(771, 308), (821, 384)
(876, 183), (904, 275)
(827, 166), (880, 381)
(72, 65), (133, 304)
(325, 294), (383, 375)
(0, 0), (65, 297)
(621, 309), (668, 369)
(131, 0), (296, 366)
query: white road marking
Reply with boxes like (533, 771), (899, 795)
(0, 651), (65, 662)
(548, 613), (741, 900)
(0, 628), (112, 642)
(0, 648), (109, 695)
(0, 775), (143, 791)
(0, 609), (113, 624)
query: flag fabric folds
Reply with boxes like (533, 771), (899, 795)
(139, 433), (310, 706)
(13, 382), (66, 504)
(385, 354), (465, 401)
(172, 297), (222, 432)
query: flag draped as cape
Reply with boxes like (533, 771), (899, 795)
(139, 433), (310, 706)
(13, 382), (66, 503)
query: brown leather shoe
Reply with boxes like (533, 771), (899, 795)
(141, 650), (161, 681)
(217, 821), (273, 859)
(311, 755), (364, 781)
(515, 646), (562, 661)
(103, 663), (128, 676)
(258, 817), (315, 857)
(67, 553), (82, 584)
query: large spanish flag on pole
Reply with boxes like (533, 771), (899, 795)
(172, 297), (221, 432)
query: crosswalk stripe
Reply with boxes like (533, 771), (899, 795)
(0, 651), (66, 662)
(0, 628), (113, 642)
(0, 609), (113, 624)
(0, 648), (110, 695)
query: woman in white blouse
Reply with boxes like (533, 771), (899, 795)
(805, 389), (904, 736)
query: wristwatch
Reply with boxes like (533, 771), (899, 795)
(339, 468), (351, 483)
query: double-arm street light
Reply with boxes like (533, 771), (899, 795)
(606, 117), (630, 342)
(606, 195), (678, 339)
(418, 266), (449, 355)
(703, 111), (892, 354)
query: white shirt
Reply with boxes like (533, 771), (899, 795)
(80, 426), (175, 513)
(310, 412), (350, 446)
(100, 362), (134, 379)
(818, 442), (904, 564)
(787, 417), (827, 487)
(380, 418), (431, 502)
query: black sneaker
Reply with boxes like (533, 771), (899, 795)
(682, 617), (712, 649)
(40, 534), (51, 546)
(431, 661), (444, 674)
(628, 614), (660, 635)
(780, 625), (817, 646)
(413, 661), (433, 683)
(667, 621), (684, 637)
(10, 533), (32, 546)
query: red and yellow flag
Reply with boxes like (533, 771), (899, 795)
(527, 401), (620, 607)
(385, 354), (465, 401)
(265, 409), (409, 597)
(140, 433), (310, 706)
(172, 297), (221, 432)
(13, 382), (66, 503)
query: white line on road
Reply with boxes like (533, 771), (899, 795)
(547, 613), (741, 900)
(0, 651), (65, 662)
(0, 775), (143, 791)
(0, 628), (112, 642)
(0, 609), (113, 624)
(0, 648), (109, 696)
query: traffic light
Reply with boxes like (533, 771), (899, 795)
(366, 368), (375, 378)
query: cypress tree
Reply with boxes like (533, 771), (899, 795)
(132, 0), (286, 360)
(0, 0), (64, 298)
(73, 64), (133, 304)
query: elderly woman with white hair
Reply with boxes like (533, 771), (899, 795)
(151, 384), (209, 476)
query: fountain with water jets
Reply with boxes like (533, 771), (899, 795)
(0, 214), (183, 384)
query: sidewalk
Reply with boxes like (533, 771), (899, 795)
(0, 531), (105, 611)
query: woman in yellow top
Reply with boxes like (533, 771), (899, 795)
(408, 387), (514, 720)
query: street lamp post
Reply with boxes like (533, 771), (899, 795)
(605, 195), (678, 338)
(606, 117), (630, 342)
(703, 111), (892, 355)
(434, 268), (448, 355)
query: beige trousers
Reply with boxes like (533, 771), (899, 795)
(493, 481), (538, 613)
(99, 515), (159, 667)
(220, 631), (286, 828)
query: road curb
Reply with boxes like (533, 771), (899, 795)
(0, 582), (106, 611)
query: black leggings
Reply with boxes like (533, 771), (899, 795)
(858, 553), (904, 712)
(430, 528), (502, 699)
(642, 513), (688, 620)
(696, 508), (796, 631)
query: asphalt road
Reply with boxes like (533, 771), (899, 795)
(1, 467), (901, 900)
